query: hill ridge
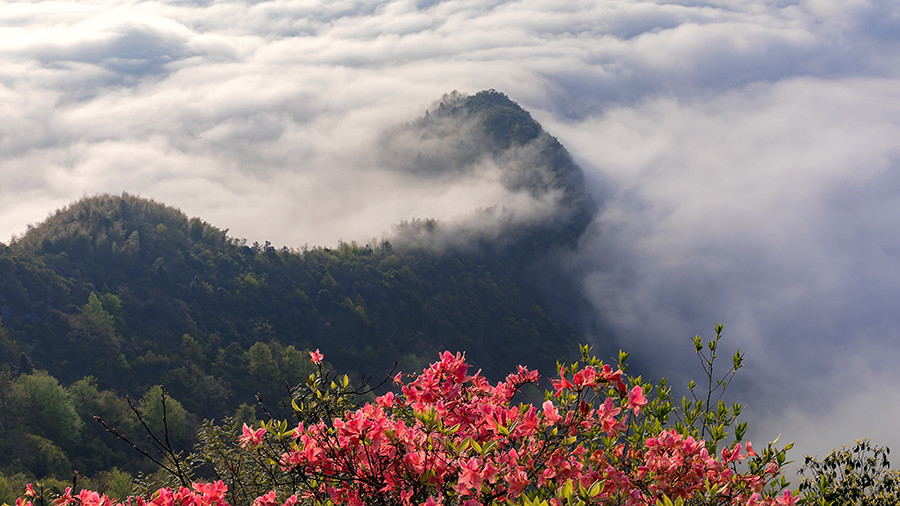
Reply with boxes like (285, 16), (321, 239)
(0, 90), (599, 480)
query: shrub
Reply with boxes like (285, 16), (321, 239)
(798, 438), (900, 506)
(12, 328), (798, 505)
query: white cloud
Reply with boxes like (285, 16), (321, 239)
(547, 73), (900, 462)
(2, 0), (900, 468)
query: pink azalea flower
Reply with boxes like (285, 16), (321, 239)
(376, 391), (395, 408)
(505, 469), (530, 497)
(627, 385), (648, 415)
(148, 487), (174, 506)
(239, 423), (267, 448)
(403, 450), (427, 475)
(252, 491), (277, 506)
(55, 487), (75, 506)
(77, 490), (111, 506)
(746, 441), (758, 457)
(550, 375), (574, 396)
(191, 481), (228, 504)
(542, 400), (563, 424)
(229, 350), (791, 506)
(744, 492), (762, 506)
(456, 458), (484, 495)
(309, 348), (324, 364)
(775, 490), (798, 505)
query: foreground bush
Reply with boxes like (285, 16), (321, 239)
(12, 328), (797, 505)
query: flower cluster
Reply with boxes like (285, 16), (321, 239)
(13, 348), (796, 506)
(265, 350), (792, 505)
(14, 481), (230, 506)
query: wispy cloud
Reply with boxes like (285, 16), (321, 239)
(549, 73), (900, 461)
(2, 0), (899, 465)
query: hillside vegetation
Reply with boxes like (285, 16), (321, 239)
(0, 91), (597, 482)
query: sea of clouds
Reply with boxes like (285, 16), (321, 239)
(2, 0), (900, 472)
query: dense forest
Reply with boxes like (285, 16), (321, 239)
(0, 91), (601, 494)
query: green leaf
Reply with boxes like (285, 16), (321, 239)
(587, 480), (604, 497)
(562, 479), (574, 499)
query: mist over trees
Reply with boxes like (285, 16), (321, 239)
(1, 89), (897, 506)
(0, 91), (603, 484)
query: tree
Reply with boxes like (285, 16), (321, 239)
(136, 386), (195, 455)
(15, 371), (83, 449)
(279, 345), (317, 387)
(19, 434), (72, 479)
(244, 341), (277, 383)
(798, 438), (900, 505)
(96, 292), (126, 334)
(67, 292), (121, 363)
(67, 376), (148, 475)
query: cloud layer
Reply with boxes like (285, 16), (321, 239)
(3, 0), (900, 468)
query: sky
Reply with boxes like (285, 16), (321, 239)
(3, 0), (900, 474)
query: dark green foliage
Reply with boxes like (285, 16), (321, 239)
(382, 90), (598, 331)
(0, 90), (602, 482)
(0, 194), (582, 480)
(0, 368), (150, 481)
(187, 359), (378, 505)
(66, 376), (150, 475)
(14, 372), (83, 448)
(0, 472), (29, 505)
(3, 193), (580, 383)
(19, 434), (72, 479)
(81, 467), (135, 501)
(799, 439), (900, 505)
(136, 386), (196, 453)
(464, 90), (542, 146)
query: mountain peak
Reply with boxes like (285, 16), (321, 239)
(14, 193), (229, 260)
(429, 89), (542, 147)
(381, 89), (596, 252)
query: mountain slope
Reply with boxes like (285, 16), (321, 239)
(0, 90), (599, 479)
(382, 89), (596, 253)
(4, 192), (581, 403)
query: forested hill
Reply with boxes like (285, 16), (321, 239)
(383, 89), (596, 255)
(0, 90), (598, 483)
(2, 192), (580, 396)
